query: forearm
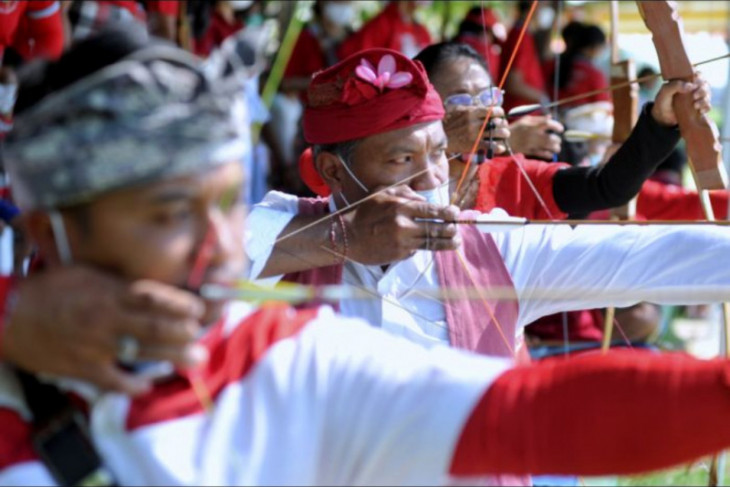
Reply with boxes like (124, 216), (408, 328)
(552, 103), (681, 214)
(498, 223), (730, 326)
(451, 350), (730, 476)
(258, 214), (343, 278)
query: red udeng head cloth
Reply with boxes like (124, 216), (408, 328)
(300, 48), (445, 196)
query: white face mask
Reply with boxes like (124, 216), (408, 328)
(415, 184), (450, 207)
(323, 2), (355, 26)
(536, 6), (555, 29)
(0, 83), (17, 115)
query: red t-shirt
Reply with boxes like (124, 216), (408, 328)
(544, 57), (610, 109)
(501, 23), (545, 112)
(0, 1), (63, 62)
(474, 154), (567, 219)
(338, 2), (431, 59)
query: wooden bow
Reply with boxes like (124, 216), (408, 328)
(638, 1), (726, 190)
(638, 2), (728, 485)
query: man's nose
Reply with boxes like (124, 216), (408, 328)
(410, 162), (445, 192)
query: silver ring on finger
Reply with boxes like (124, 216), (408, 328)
(117, 335), (140, 364)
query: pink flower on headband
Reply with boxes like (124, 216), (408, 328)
(355, 55), (413, 91)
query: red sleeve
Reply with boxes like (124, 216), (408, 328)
(451, 349), (730, 477)
(487, 155), (568, 219)
(637, 179), (729, 220)
(16, 1), (63, 61)
(145, 1), (179, 16)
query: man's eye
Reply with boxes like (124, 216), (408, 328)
(152, 208), (193, 225)
(392, 155), (413, 164)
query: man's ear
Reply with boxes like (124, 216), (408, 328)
(315, 151), (346, 194)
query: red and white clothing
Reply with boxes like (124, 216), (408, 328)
(338, 2), (431, 59)
(282, 198), (522, 361)
(0, 301), (510, 485)
(0, 1), (63, 63)
(6, 296), (730, 483)
(248, 191), (730, 353)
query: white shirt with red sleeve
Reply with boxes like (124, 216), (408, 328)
(0, 302), (509, 486)
(247, 191), (730, 348)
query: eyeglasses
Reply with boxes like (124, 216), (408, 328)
(443, 87), (504, 108)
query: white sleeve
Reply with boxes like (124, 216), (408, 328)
(491, 223), (730, 328)
(268, 308), (511, 485)
(244, 191), (300, 280)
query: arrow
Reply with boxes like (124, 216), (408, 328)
(507, 52), (730, 118)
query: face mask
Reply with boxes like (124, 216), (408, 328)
(323, 2), (355, 26)
(0, 83), (17, 115)
(536, 6), (555, 29)
(246, 13), (264, 27)
(415, 184), (450, 207)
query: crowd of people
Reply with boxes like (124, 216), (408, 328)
(1, 1), (730, 486)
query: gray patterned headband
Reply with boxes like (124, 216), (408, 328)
(4, 44), (252, 210)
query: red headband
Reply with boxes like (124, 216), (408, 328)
(300, 48), (445, 196)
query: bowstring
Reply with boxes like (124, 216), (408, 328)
(452, 0), (539, 201)
(432, 0), (543, 360)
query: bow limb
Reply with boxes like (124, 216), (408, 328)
(639, 2), (728, 485)
(638, 0), (726, 190)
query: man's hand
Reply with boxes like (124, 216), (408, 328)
(508, 115), (563, 160)
(651, 72), (711, 127)
(443, 106), (510, 155)
(345, 186), (461, 264)
(2, 266), (207, 395)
